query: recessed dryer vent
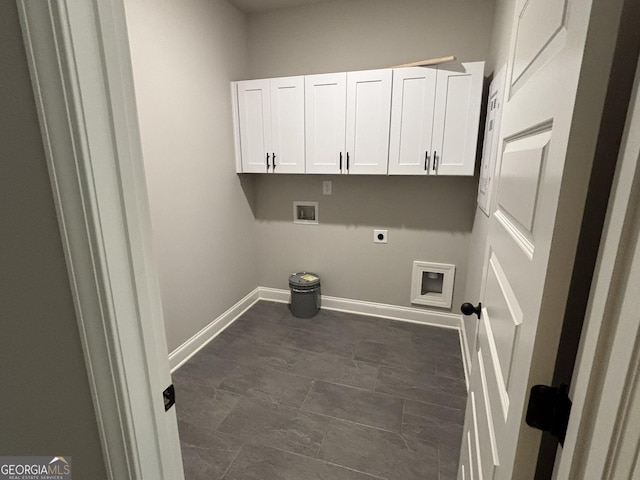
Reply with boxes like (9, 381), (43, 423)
(411, 261), (455, 308)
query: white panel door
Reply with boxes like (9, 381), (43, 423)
(305, 73), (346, 174)
(270, 76), (305, 173)
(432, 62), (484, 176)
(237, 79), (271, 173)
(345, 69), (392, 175)
(459, 0), (604, 478)
(388, 67), (437, 175)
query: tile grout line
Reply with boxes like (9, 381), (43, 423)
(220, 440), (247, 479)
(182, 303), (465, 480)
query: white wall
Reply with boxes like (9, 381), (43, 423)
(0, 3), (107, 477)
(125, 0), (258, 351)
(461, 0), (515, 346)
(247, 0), (495, 311)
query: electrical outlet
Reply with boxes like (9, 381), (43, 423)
(323, 181), (332, 195)
(374, 229), (388, 244)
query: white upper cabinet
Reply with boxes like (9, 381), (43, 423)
(270, 77), (305, 173)
(306, 69), (392, 175)
(235, 76), (305, 173)
(389, 62), (484, 176)
(305, 73), (346, 174)
(388, 67), (438, 175)
(237, 79), (271, 173)
(345, 69), (392, 175)
(431, 62), (484, 175)
(233, 62), (483, 176)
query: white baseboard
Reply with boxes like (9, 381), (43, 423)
(459, 317), (472, 391)
(259, 287), (461, 329)
(169, 286), (466, 382)
(168, 288), (260, 372)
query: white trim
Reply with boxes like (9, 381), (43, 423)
(555, 54), (640, 480)
(170, 286), (468, 389)
(410, 261), (456, 309)
(258, 286), (291, 303)
(18, 1), (184, 479)
(459, 315), (472, 391)
(259, 287), (462, 329)
(230, 82), (242, 173)
(169, 289), (260, 372)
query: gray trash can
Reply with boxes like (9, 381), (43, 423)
(289, 272), (321, 318)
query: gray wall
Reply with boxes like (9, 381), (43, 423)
(247, 0), (495, 78)
(462, 0), (515, 344)
(247, 0), (495, 310)
(125, 0), (257, 351)
(0, 2), (107, 478)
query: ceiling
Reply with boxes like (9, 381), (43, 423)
(227, 0), (343, 14)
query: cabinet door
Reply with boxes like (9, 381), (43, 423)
(388, 67), (437, 175)
(345, 69), (392, 175)
(237, 79), (272, 173)
(270, 76), (305, 173)
(431, 62), (484, 176)
(305, 73), (346, 174)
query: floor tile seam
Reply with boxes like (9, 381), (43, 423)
(213, 355), (348, 387)
(376, 374), (467, 397)
(401, 409), (466, 428)
(434, 370), (467, 382)
(210, 352), (300, 373)
(177, 431), (243, 453)
(359, 358), (440, 375)
(314, 418), (331, 459)
(245, 441), (391, 480)
(302, 380), (410, 407)
(229, 435), (323, 460)
(296, 408), (405, 436)
(288, 346), (384, 369)
(311, 378), (389, 395)
(403, 397), (467, 413)
(321, 460), (390, 480)
(299, 379), (317, 412)
(397, 427), (449, 447)
(289, 372), (379, 391)
(219, 439), (247, 479)
(209, 334), (299, 358)
(401, 416), (465, 431)
(373, 388), (466, 410)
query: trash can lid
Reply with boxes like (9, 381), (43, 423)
(289, 272), (320, 287)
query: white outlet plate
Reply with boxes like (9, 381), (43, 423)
(374, 229), (388, 244)
(323, 181), (332, 195)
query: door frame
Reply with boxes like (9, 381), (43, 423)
(555, 54), (640, 480)
(17, 0), (640, 478)
(17, 1), (184, 479)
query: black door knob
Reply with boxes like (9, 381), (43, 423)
(461, 302), (482, 319)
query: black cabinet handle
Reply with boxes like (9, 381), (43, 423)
(272, 153), (276, 171)
(339, 152), (343, 171)
(432, 151), (438, 172)
(266, 153), (270, 170)
(346, 152), (350, 171)
(424, 151), (430, 171)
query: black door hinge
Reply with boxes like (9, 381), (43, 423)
(163, 384), (175, 412)
(525, 383), (572, 446)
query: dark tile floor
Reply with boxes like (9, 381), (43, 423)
(173, 301), (466, 480)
